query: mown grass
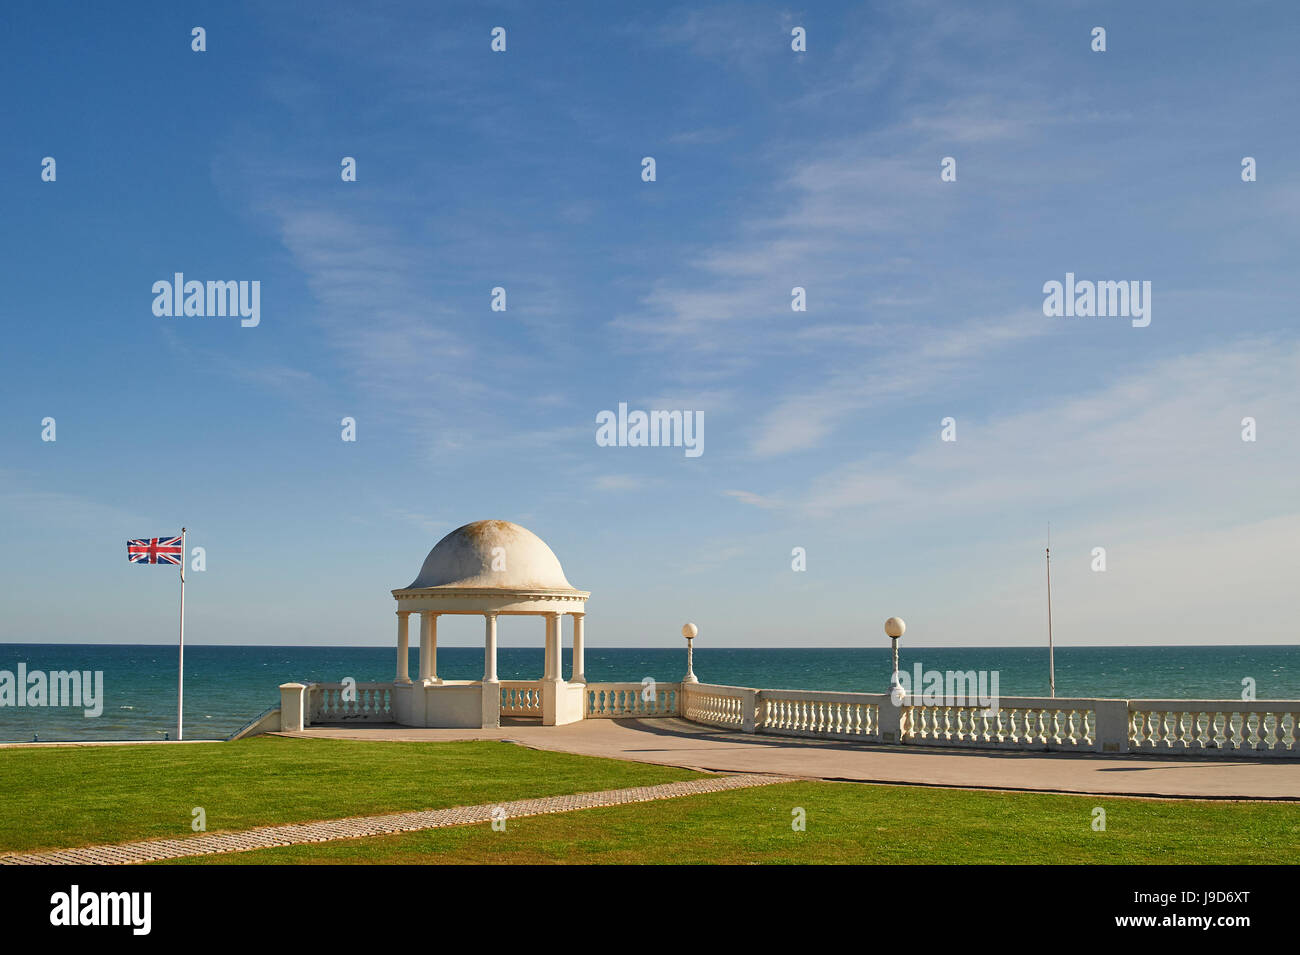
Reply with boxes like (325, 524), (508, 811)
(166, 779), (1300, 865)
(0, 738), (700, 853)
(7, 738), (1297, 864)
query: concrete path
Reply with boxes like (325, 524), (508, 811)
(0, 772), (787, 865)
(277, 718), (1300, 801)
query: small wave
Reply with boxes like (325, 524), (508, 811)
(119, 705), (134, 710)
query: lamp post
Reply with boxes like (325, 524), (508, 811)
(681, 623), (699, 684)
(885, 617), (906, 704)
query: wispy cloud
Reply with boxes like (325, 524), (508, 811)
(791, 337), (1300, 524)
(723, 488), (781, 509)
(750, 310), (1050, 457)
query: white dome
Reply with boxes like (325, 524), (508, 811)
(406, 520), (578, 591)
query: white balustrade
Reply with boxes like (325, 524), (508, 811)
(1128, 701), (1300, 758)
(499, 681), (543, 717)
(284, 673), (1300, 760)
(307, 683), (393, 724)
(681, 683), (752, 729)
(903, 697), (1095, 750)
(585, 683), (679, 718)
(757, 689), (884, 741)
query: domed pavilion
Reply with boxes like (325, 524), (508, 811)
(389, 520), (590, 728)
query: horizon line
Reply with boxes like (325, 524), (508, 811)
(0, 642), (1294, 651)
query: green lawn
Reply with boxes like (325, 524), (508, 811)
(6, 738), (1298, 864)
(0, 738), (699, 853)
(166, 779), (1300, 865)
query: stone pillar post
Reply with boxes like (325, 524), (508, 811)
(741, 688), (758, 734)
(1094, 699), (1131, 754)
(570, 612), (586, 683)
(279, 683), (307, 732)
(395, 611), (412, 684)
(879, 694), (906, 744)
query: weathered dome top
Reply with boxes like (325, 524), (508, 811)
(405, 520), (578, 591)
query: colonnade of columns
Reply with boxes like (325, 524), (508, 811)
(395, 610), (586, 687)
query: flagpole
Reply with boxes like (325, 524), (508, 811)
(1046, 523), (1055, 699)
(178, 527), (186, 741)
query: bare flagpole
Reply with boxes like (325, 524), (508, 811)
(1046, 523), (1055, 699)
(178, 527), (186, 741)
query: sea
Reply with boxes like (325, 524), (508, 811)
(1, 643), (1296, 742)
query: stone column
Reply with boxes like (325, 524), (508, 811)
(480, 612), (501, 728)
(395, 611), (412, 684)
(483, 612), (499, 683)
(570, 612), (586, 683)
(419, 612), (441, 683)
(429, 612), (441, 683)
(543, 612), (561, 682)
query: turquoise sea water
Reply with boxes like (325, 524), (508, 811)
(1, 643), (1297, 742)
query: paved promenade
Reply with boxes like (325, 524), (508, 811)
(279, 718), (1300, 800)
(0, 772), (786, 865)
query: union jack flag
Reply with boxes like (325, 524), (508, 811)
(127, 536), (184, 565)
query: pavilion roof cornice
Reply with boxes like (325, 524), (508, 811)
(392, 587), (590, 600)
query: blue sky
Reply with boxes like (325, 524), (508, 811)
(3, 1), (1299, 648)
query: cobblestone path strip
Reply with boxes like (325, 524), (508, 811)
(0, 773), (790, 865)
